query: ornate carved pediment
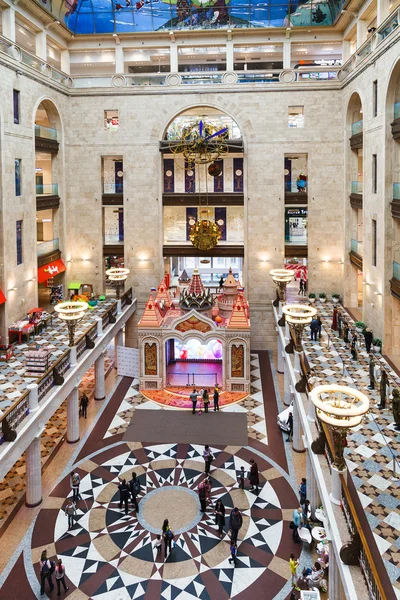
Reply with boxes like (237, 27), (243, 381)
(175, 315), (212, 333)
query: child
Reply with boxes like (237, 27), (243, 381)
(228, 541), (237, 566)
(238, 466), (245, 490)
(289, 553), (299, 585)
(154, 534), (162, 555)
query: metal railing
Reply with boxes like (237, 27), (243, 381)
(36, 183), (59, 196)
(351, 180), (363, 194)
(351, 120), (363, 136)
(0, 288), (133, 439)
(37, 238), (59, 257)
(34, 124), (57, 140)
(393, 261), (400, 281)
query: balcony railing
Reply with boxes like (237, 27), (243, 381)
(36, 183), (59, 196)
(37, 238), (59, 257)
(104, 234), (124, 245)
(351, 120), (363, 136)
(351, 239), (363, 255)
(34, 124), (57, 140)
(394, 261), (400, 281)
(103, 183), (123, 195)
(351, 181), (363, 194)
(285, 180), (308, 193)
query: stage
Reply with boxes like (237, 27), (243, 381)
(140, 386), (249, 409)
(166, 360), (223, 388)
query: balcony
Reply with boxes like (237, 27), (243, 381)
(162, 192), (244, 206)
(350, 181), (363, 209)
(390, 261), (400, 300)
(284, 180), (308, 204)
(391, 183), (400, 218)
(392, 102), (400, 139)
(37, 238), (61, 266)
(36, 183), (60, 210)
(349, 238), (363, 269)
(35, 124), (59, 154)
(350, 120), (363, 149)
(102, 182), (123, 205)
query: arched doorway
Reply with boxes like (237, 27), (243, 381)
(165, 336), (223, 388)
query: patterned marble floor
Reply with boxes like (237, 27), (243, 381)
(0, 299), (115, 413)
(301, 302), (400, 595)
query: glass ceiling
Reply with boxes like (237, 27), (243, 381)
(36, 0), (344, 33)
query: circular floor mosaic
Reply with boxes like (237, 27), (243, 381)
(31, 442), (297, 600)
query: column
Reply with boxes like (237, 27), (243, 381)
(277, 333), (284, 374)
(226, 40), (234, 72)
(294, 350), (301, 373)
(61, 49), (70, 74)
(114, 328), (124, 370)
(356, 19), (367, 49)
(2, 7), (16, 42)
(67, 387), (80, 443)
(306, 449), (321, 519)
(307, 396), (315, 422)
(342, 40), (351, 63)
(170, 44), (178, 73)
(292, 398), (304, 452)
(330, 465), (346, 505)
(36, 31), (47, 60)
(27, 383), (39, 412)
(284, 363), (292, 406)
(94, 352), (105, 400)
(115, 46), (124, 73)
(125, 313), (137, 348)
(283, 40), (291, 69)
(377, 0), (389, 26)
(328, 542), (345, 600)
(25, 435), (42, 507)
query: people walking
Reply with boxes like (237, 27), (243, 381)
(292, 507), (302, 543)
(215, 498), (225, 537)
(331, 307), (338, 331)
(310, 318), (319, 341)
(238, 466), (245, 489)
(378, 369), (390, 409)
(289, 553), (299, 585)
(249, 458), (259, 492)
(363, 328), (373, 354)
(229, 507), (243, 543)
(118, 478), (130, 515)
(203, 445), (213, 474)
(198, 479), (208, 512)
(228, 541), (238, 566)
(317, 316), (322, 339)
(64, 500), (77, 531)
(351, 332), (358, 361)
(154, 534), (162, 555)
(203, 388), (210, 413)
(299, 478), (307, 505)
(190, 388), (198, 414)
(129, 472), (141, 511)
(80, 393), (89, 418)
(368, 354), (376, 390)
(162, 519), (174, 559)
(213, 387), (220, 411)
(54, 559), (69, 597)
(70, 470), (80, 503)
(39, 550), (54, 596)
(286, 412), (293, 442)
(337, 311), (343, 338)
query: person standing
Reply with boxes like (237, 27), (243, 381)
(70, 470), (80, 503)
(299, 278), (304, 296)
(238, 466), (245, 489)
(364, 328), (373, 354)
(317, 316), (322, 340)
(331, 307), (338, 331)
(190, 388), (198, 414)
(351, 332), (358, 361)
(213, 387), (220, 411)
(64, 501), (77, 531)
(198, 479), (207, 512)
(39, 550), (54, 596)
(292, 507), (302, 543)
(378, 370), (390, 409)
(299, 478), (307, 505)
(162, 519), (174, 559)
(203, 445), (213, 474)
(310, 318), (319, 341)
(249, 458), (259, 492)
(219, 276), (224, 289)
(337, 311), (343, 338)
(54, 559), (69, 597)
(80, 393), (89, 419)
(289, 553), (299, 585)
(229, 507), (243, 543)
(154, 535), (162, 555)
(286, 412), (293, 442)
(343, 321), (350, 344)
(215, 498), (225, 537)
(118, 478), (130, 515)
(228, 541), (238, 566)
(368, 354), (376, 390)
(129, 472), (141, 512)
(203, 388), (210, 413)
(392, 387), (400, 430)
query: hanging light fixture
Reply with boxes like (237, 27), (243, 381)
(106, 267), (130, 299)
(54, 301), (88, 346)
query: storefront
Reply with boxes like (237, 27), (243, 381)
(285, 207), (308, 245)
(37, 258), (66, 307)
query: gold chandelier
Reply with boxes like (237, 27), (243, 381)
(171, 119), (228, 251)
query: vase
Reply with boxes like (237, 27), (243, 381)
(319, 298), (327, 304)
(332, 297), (339, 304)
(309, 298), (316, 304)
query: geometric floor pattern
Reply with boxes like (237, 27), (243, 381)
(30, 441), (296, 600)
(302, 302), (400, 594)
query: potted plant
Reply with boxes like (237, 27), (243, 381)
(354, 321), (365, 333)
(319, 293), (327, 304)
(332, 293), (340, 304)
(373, 338), (382, 353)
(308, 293), (316, 304)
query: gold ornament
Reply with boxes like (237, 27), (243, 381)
(189, 219), (221, 251)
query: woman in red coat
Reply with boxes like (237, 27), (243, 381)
(249, 459), (259, 492)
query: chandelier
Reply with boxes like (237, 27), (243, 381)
(171, 119), (228, 251)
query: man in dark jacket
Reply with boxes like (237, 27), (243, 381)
(229, 507), (243, 543)
(118, 479), (130, 515)
(80, 393), (89, 418)
(363, 329), (373, 354)
(249, 458), (259, 492)
(310, 318), (319, 341)
(129, 472), (141, 511)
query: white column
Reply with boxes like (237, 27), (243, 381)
(377, 0), (389, 26)
(292, 397), (304, 452)
(307, 396), (315, 422)
(294, 350), (301, 373)
(170, 44), (178, 73)
(226, 41), (234, 71)
(114, 328), (124, 369)
(67, 387), (80, 443)
(27, 383), (39, 412)
(277, 333), (284, 374)
(283, 41), (291, 69)
(36, 31), (47, 60)
(328, 542), (345, 600)
(3, 7), (16, 42)
(94, 352), (105, 400)
(342, 40), (351, 63)
(115, 46), (124, 73)
(284, 363), (292, 406)
(70, 346), (77, 367)
(356, 19), (367, 49)
(330, 465), (345, 505)
(61, 49), (70, 74)
(285, 321), (290, 343)
(25, 435), (42, 507)
(306, 449), (321, 519)
(96, 316), (103, 336)
(278, 300), (283, 317)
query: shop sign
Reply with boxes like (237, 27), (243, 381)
(38, 258), (66, 284)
